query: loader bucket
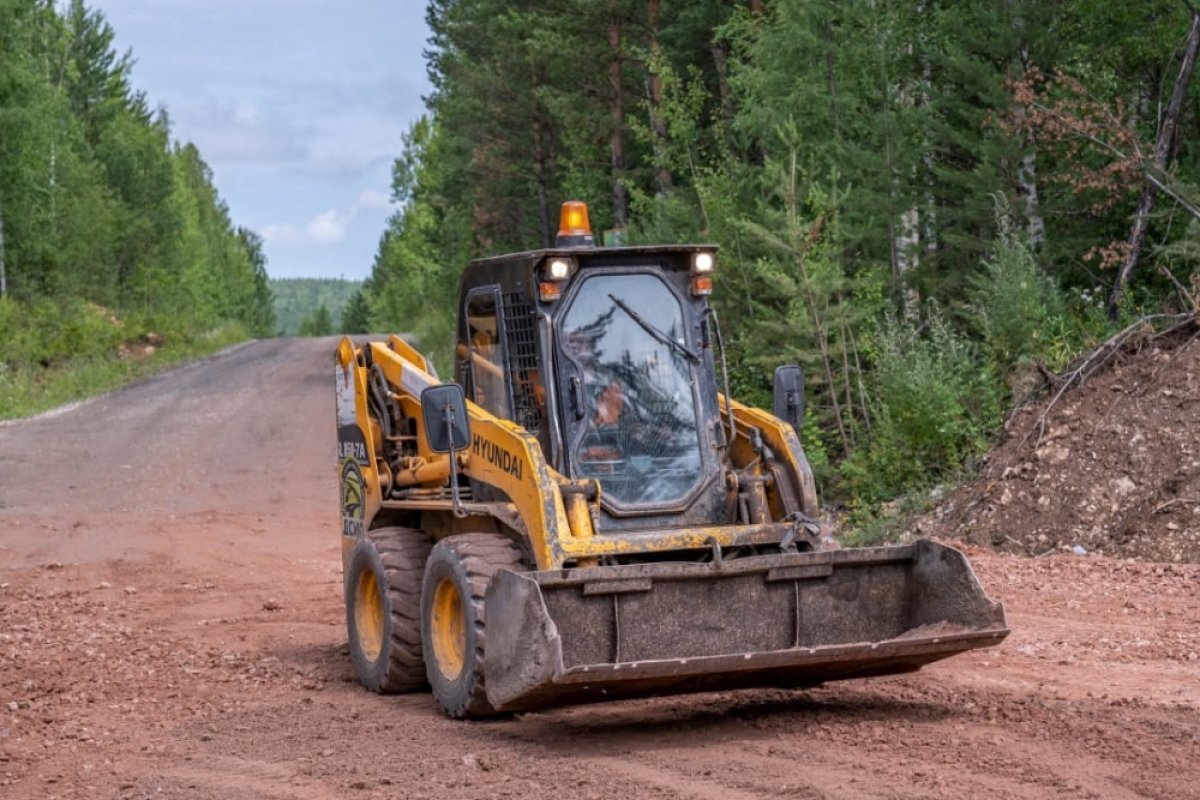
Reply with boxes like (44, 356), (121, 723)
(484, 539), (1008, 712)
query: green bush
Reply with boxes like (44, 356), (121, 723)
(970, 198), (1070, 371)
(0, 297), (129, 368)
(840, 308), (1002, 506)
(0, 296), (252, 420)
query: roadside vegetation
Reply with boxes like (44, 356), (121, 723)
(362, 1), (1200, 539)
(0, 297), (250, 419)
(0, 1), (274, 420)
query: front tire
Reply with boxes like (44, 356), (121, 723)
(345, 527), (431, 693)
(420, 533), (524, 719)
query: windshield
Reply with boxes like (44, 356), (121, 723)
(561, 273), (703, 506)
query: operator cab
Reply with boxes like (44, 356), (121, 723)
(455, 202), (731, 531)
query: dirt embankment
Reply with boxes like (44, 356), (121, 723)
(1, 337), (1198, 800)
(921, 321), (1200, 563)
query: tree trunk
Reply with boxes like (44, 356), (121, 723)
(881, 18), (919, 318)
(530, 66), (551, 248)
(897, 205), (921, 320)
(646, 0), (673, 195)
(609, 7), (628, 231)
(1108, 11), (1200, 317)
(917, 2), (938, 261)
(709, 42), (736, 126)
(0, 206), (7, 298)
(1017, 150), (1046, 245)
(825, 22), (840, 141)
(1010, 8), (1045, 246)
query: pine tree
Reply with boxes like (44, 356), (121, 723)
(341, 289), (370, 335)
(299, 303), (333, 337)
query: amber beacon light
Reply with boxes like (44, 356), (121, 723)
(555, 201), (595, 247)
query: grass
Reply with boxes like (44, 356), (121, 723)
(837, 466), (977, 547)
(0, 322), (251, 421)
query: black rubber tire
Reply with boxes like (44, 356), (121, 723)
(344, 527), (431, 694)
(420, 533), (525, 719)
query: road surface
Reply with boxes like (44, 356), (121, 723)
(1, 337), (1197, 799)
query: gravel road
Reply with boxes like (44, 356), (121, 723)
(1, 337), (1197, 799)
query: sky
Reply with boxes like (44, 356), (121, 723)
(100, 0), (433, 281)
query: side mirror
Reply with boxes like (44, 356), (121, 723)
(773, 365), (805, 434)
(421, 384), (471, 453)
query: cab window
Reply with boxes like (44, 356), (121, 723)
(466, 289), (510, 418)
(559, 273), (702, 507)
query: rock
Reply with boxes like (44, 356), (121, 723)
(6, 702), (17, 712)
(1111, 476), (1137, 496)
(262, 599), (281, 612)
(123, 587), (137, 595)
(1035, 444), (1071, 465)
(1072, 545), (1088, 556)
(1048, 425), (1071, 440)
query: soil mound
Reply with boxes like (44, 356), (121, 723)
(919, 318), (1200, 562)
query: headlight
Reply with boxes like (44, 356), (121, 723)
(547, 258), (572, 280)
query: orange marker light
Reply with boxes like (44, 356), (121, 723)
(691, 276), (713, 296)
(539, 281), (563, 302)
(558, 201), (592, 238)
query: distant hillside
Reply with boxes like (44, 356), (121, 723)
(270, 278), (362, 335)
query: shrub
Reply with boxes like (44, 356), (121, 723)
(840, 307), (1001, 505)
(969, 196), (1066, 371)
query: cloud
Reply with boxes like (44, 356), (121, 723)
(354, 188), (392, 211)
(262, 210), (347, 246)
(172, 97), (309, 164)
(305, 210), (349, 244)
(260, 187), (394, 246)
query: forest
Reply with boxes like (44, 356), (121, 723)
(270, 278), (364, 336)
(0, 0), (273, 417)
(360, 0), (1200, 531)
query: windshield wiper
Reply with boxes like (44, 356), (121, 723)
(608, 294), (700, 363)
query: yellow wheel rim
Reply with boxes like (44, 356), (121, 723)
(354, 569), (385, 663)
(430, 577), (466, 681)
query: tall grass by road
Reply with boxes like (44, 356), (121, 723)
(0, 297), (252, 420)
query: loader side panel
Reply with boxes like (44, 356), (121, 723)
(335, 338), (383, 550)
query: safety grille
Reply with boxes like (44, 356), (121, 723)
(502, 293), (545, 436)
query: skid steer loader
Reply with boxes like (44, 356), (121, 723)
(334, 201), (1008, 718)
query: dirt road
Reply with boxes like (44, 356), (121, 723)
(1, 337), (1197, 799)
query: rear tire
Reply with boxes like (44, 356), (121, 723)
(420, 533), (524, 719)
(345, 527), (431, 693)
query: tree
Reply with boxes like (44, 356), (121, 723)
(237, 227), (275, 336)
(341, 289), (370, 334)
(1108, 6), (1200, 315)
(0, 0), (271, 367)
(299, 303), (333, 337)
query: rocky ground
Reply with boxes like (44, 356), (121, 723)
(1, 337), (1197, 799)
(922, 319), (1200, 563)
